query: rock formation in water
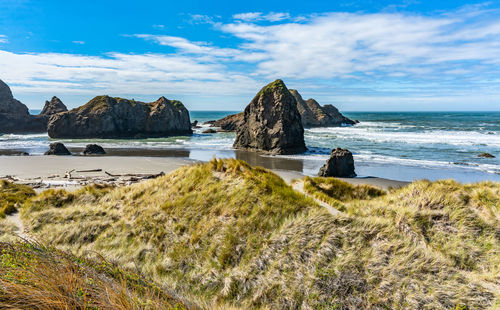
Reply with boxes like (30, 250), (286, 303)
(47, 96), (192, 138)
(290, 89), (355, 127)
(83, 144), (106, 155)
(233, 79), (306, 155)
(45, 142), (71, 155)
(211, 112), (244, 131)
(318, 148), (356, 177)
(40, 96), (68, 116)
(0, 79), (46, 133)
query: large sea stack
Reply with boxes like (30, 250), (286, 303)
(233, 79), (306, 155)
(0, 79), (46, 133)
(47, 96), (192, 138)
(290, 89), (355, 127)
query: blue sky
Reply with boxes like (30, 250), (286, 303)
(0, 0), (499, 111)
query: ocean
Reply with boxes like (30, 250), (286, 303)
(1, 110), (499, 183)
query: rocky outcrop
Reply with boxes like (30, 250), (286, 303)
(211, 112), (244, 131)
(202, 129), (217, 134)
(290, 89), (355, 127)
(318, 148), (356, 177)
(40, 96), (68, 116)
(47, 96), (192, 138)
(0, 79), (46, 133)
(83, 144), (106, 155)
(45, 143), (71, 155)
(478, 152), (495, 158)
(233, 80), (306, 155)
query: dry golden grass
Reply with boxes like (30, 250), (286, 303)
(0, 180), (35, 218)
(0, 241), (188, 309)
(4, 159), (499, 309)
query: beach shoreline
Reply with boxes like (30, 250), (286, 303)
(0, 154), (409, 190)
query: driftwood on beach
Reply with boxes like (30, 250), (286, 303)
(1, 168), (166, 190)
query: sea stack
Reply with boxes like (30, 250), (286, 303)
(290, 89), (355, 127)
(45, 142), (71, 155)
(233, 79), (306, 155)
(40, 96), (68, 116)
(318, 148), (356, 177)
(47, 96), (192, 138)
(0, 79), (46, 133)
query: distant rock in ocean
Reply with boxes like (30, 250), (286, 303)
(0, 79), (46, 133)
(40, 96), (68, 116)
(209, 89), (354, 132)
(478, 152), (495, 158)
(318, 148), (356, 178)
(210, 112), (244, 132)
(47, 96), (192, 138)
(290, 89), (355, 127)
(233, 79), (306, 155)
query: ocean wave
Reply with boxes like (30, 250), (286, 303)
(305, 127), (500, 147)
(274, 152), (500, 175)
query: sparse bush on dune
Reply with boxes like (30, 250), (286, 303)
(1, 159), (499, 309)
(0, 241), (188, 309)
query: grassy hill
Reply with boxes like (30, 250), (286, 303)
(1, 158), (499, 309)
(0, 241), (188, 309)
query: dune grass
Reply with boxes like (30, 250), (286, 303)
(0, 241), (187, 309)
(0, 180), (35, 218)
(301, 176), (386, 210)
(3, 159), (499, 309)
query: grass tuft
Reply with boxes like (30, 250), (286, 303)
(0, 180), (35, 218)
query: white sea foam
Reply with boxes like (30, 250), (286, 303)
(305, 126), (500, 147)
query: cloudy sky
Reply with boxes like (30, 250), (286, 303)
(0, 0), (499, 111)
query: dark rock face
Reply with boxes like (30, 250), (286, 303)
(40, 96), (68, 116)
(211, 112), (244, 132)
(290, 89), (355, 127)
(0, 79), (46, 133)
(202, 129), (217, 134)
(47, 96), (192, 138)
(45, 143), (71, 155)
(233, 80), (306, 155)
(318, 148), (356, 177)
(478, 152), (495, 158)
(191, 120), (198, 127)
(83, 144), (106, 155)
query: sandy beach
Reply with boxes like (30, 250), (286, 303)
(0, 154), (408, 190)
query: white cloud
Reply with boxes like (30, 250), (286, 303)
(221, 11), (500, 79)
(0, 50), (261, 96)
(133, 34), (240, 58)
(232, 12), (292, 22)
(72, 40), (85, 45)
(0, 35), (7, 43)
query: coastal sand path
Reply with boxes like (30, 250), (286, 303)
(291, 180), (343, 216)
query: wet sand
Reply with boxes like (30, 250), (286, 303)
(0, 152), (408, 190)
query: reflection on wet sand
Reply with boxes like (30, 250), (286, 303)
(235, 150), (303, 172)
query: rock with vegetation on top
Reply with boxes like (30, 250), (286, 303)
(318, 147), (356, 177)
(290, 89), (355, 127)
(45, 142), (71, 155)
(0, 79), (46, 133)
(83, 144), (106, 155)
(233, 79), (306, 155)
(40, 96), (68, 116)
(478, 152), (495, 158)
(47, 96), (192, 138)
